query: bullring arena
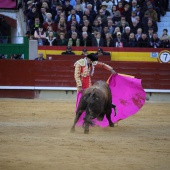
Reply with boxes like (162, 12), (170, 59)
(0, 0), (170, 170)
(0, 47), (170, 170)
(0, 99), (169, 170)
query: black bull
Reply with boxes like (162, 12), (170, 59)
(71, 80), (117, 134)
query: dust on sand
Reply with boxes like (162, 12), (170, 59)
(0, 99), (170, 170)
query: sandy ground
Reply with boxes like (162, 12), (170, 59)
(0, 99), (170, 170)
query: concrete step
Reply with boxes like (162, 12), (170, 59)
(158, 21), (170, 27)
(157, 12), (170, 37)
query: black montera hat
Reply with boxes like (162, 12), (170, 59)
(87, 53), (98, 61)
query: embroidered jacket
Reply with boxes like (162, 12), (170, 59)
(74, 57), (113, 89)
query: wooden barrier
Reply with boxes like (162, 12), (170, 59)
(0, 58), (170, 98)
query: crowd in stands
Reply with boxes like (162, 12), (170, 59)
(24, 0), (170, 48)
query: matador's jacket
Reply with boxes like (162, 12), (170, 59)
(74, 57), (113, 89)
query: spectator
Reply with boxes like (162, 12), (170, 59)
(66, 24), (80, 39)
(24, 1), (33, 16)
(112, 11), (121, 27)
(142, 11), (150, 27)
(104, 32), (114, 47)
(129, 0), (138, 12)
(34, 52), (45, 60)
(46, 25), (57, 38)
(100, 2), (110, 16)
(83, 19), (92, 33)
(117, 1), (124, 14)
(107, 19), (114, 35)
(116, 16), (129, 28)
(161, 36), (170, 48)
(84, 8), (95, 25)
(26, 6), (39, 30)
(67, 14), (79, 30)
(147, 27), (154, 41)
(96, 48), (111, 56)
(30, 17), (40, 35)
(64, 0), (73, 18)
(101, 25), (109, 39)
(88, 0), (101, 13)
(144, 4), (158, 22)
(68, 32), (80, 46)
(75, 5), (83, 19)
(121, 4), (131, 24)
(54, 9), (63, 23)
(113, 32), (127, 47)
(130, 20), (140, 34)
(130, 11), (137, 26)
(86, 3), (97, 21)
(67, 9), (80, 24)
(0, 54), (7, 59)
(57, 33), (68, 46)
(135, 28), (142, 42)
(135, 5), (144, 21)
(149, 33), (162, 48)
(92, 32), (105, 47)
(91, 28), (99, 41)
(80, 31), (92, 47)
(41, 1), (51, 13)
(57, 17), (67, 34)
(92, 19), (102, 33)
(135, 16), (143, 29)
(143, 18), (157, 33)
(61, 46), (75, 55)
(43, 13), (57, 32)
(74, 0), (85, 12)
(110, 5), (117, 18)
(145, 0), (161, 22)
(138, 33), (149, 48)
(160, 29), (170, 41)
(45, 31), (57, 46)
(34, 24), (46, 46)
(102, 0), (114, 13)
(119, 21), (127, 34)
(39, 7), (47, 24)
(127, 33), (137, 47)
(81, 48), (88, 56)
(96, 16), (104, 28)
(112, 26), (121, 39)
(122, 26), (131, 42)
(11, 54), (23, 60)
(57, 24), (67, 37)
(96, 9), (108, 26)
(81, 26), (91, 37)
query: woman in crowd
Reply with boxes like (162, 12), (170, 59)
(45, 31), (57, 46)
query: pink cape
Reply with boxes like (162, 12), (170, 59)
(76, 74), (146, 127)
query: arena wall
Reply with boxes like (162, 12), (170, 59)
(0, 56), (169, 100)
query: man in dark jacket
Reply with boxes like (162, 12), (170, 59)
(138, 33), (149, 47)
(61, 46), (75, 55)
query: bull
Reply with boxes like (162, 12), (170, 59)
(71, 80), (117, 134)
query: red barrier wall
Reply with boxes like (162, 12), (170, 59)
(0, 58), (170, 98)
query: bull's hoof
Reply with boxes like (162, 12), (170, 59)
(70, 128), (75, 133)
(109, 123), (114, 127)
(84, 130), (89, 134)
